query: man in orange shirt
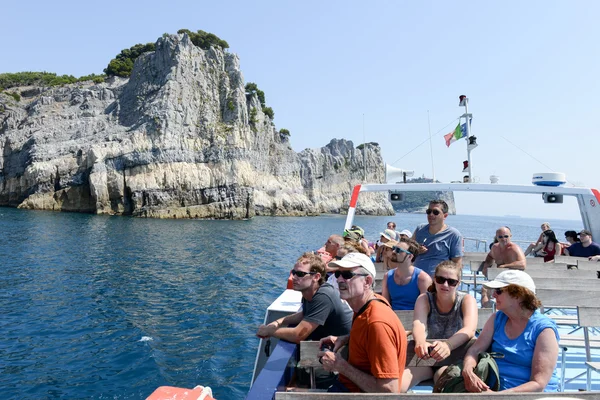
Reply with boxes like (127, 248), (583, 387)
(318, 253), (407, 393)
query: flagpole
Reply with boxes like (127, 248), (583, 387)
(460, 95), (473, 182)
(427, 110), (435, 182)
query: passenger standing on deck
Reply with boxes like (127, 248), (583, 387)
(565, 229), (600, 258)
(412, 200), (463, 276)
(318, 253), (407, 393)
(256, 252), (352, 343)
(401, 261), (478, 392)
(480, 226), (526, 307)
(381, 238), (431, 310)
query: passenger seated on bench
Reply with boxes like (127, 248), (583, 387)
(480, 227), (526, 307)
(319, 253), (407, 393)
(524, 222), (550, 257)
(462, 270), (560, 392)
(381, 238), (431, 310)
(565, 229), (600, 258)
(257, 252), (352, 342)
(401, 261), (477, 392)
(561, 230), (579, 255)
(538, 230), (561, 262)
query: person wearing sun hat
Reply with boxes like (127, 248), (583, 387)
(318, 252), (407, 393)
(375, 229), (399, 262)
(461, 269), (560, 392)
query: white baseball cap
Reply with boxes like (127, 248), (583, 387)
(327, 252), (376, 278)
(483, 269), (536, 294)
(399, 229), (412, 238)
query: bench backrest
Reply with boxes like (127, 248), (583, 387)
(575, 260), (600, 272)
(487, 267), (598, 281)
(537, 289), (600, 309)
(555, 255), (585, 265)
(578, 306), (600, 328)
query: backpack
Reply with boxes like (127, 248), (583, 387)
(433, 352), (502, 393)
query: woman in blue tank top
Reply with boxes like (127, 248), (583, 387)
(462, 270), (560, 392)
(401, 260), (478, 392)
(381, 238), (431, 311)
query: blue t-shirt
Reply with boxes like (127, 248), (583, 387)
(491, 310), (559, 392)
(413, 224), (463, 276)
(567, 242), (600, 257)
(386, 267), (423, 310)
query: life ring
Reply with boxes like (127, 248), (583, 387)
(146, 385), (215, 400)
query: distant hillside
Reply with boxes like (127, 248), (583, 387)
(390, 178), (456, 214)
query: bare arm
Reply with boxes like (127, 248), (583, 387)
(319, 351), (399, 392)
(381, 272), (391, 304)
(412, 293), (430, 358)
(535, 232), (544, 245)
(417, 271), (432, 294)
(462, 312), (496, 392)
(450, 256), (463, 269)
(502, 328), (559, 392)
(499, 246), (526, 270)
(256, 311), (318, 343)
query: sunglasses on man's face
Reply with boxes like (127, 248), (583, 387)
(392, 246), (412, 256)
(334, 270), (369, 280)
(497, 235), (510, 239)
(291, 270), (316, 278)
(494, 288), (505, 296)
(434, 276), (459, 287)
(425, 209), (441, 216)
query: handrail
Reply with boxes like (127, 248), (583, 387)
(245, 340), (297, 400)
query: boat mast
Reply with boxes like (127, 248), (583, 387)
(459, 95), (474, 182)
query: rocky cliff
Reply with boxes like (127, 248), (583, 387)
(0, 33), (393, 218)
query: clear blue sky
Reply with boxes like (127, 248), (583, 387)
(2, 0), (597, 219)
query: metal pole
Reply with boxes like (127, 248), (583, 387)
(427, 110), (435, 182)
(363, 113), (366, 182)
(464, 99), (473, 181)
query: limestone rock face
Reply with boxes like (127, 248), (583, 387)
(0, 33), (393, 218)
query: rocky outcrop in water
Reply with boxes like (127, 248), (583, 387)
(0, 33), (393, 218)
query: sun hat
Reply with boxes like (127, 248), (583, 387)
(382, 240), (400, 249)
(483, 269), (536, 294)
(380, 229), (397, 241)
(327, 252), (376, 278)
(398, 229), (412, 238)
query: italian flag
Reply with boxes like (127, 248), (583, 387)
(444, 121), (469, 147)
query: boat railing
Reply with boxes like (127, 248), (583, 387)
(463, 237), (532, 252)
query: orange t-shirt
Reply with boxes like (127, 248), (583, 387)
(340, 295), (407, 392)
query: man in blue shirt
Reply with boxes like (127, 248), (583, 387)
(565, 230), (600, 258)
(412, 200), (463, 276)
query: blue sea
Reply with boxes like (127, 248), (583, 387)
(0, 207), (582, 399)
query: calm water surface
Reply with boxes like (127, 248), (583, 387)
(0, 208), (581, 399)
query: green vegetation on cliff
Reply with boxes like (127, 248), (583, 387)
(0, 72), (105, 90)
(245, 82), (275, 121)
(104, 29), (229, 78)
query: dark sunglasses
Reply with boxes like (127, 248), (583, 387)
(497, 235), (510, 239)
(334, 255), (343, 260)
(334, 270), (369, 280)
(291, 270), (316, 278)
(434, 276), (459, 287)
(392, 246), (412, 256)
(425, 209), (441, 216)
(494, 288), (504, 296)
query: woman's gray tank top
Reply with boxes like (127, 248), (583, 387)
(426, 291), (465, 339)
